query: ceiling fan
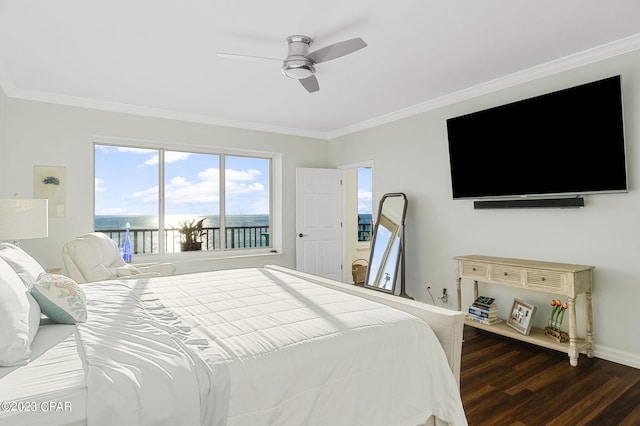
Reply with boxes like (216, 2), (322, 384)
(217, 35), (367, 93)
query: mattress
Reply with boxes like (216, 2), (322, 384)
(0, 324), (86, 426)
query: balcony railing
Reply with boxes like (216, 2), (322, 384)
(358, 223), (372, 242)
(99, 225), (270, 255)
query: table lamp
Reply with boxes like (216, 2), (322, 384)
(0, 198), (49, 246)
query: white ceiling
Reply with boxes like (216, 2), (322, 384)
(1, 1), (640, 139)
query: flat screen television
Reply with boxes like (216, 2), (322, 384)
(446, 75), (627, 200)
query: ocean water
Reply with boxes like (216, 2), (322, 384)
(358, 214), (372, 224)
(95, 214), (270, 230)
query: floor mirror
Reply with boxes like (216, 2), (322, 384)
(364, 192), (412, 298)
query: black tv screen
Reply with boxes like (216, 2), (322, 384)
(446, 76), (627, 200)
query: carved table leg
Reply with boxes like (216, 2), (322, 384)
(473, 280), (478, 301)
(456, 277), (462, 311)
(586, 291), (594, 358)
(568, 297), (578, 366)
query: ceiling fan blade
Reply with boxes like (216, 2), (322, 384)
(217, 53), (281, 62)
(306, 37), (367, 64)
(300, 76), (319, 93)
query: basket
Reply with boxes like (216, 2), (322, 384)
(351, 259), (368, 286)
(544, 327), (569, 343)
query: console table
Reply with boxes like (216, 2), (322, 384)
(455, 255), (594, 366)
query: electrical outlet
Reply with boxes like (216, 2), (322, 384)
(439, 288), (449, 304)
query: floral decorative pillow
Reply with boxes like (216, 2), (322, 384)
(31, 274), (87, 324)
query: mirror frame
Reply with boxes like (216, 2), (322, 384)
(364, 192), (409, 297)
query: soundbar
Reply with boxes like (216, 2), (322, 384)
(474, 197), (585, 209)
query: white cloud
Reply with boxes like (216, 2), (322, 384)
(144, 151), (191, 166)
(95, 177), (106, 192)
(169, 176), (190, 187)
(97, 207), (129, 215)
(225, 168), (264, 196)
(163, 168), (220, 205)
(357, 189), (373, 214)
(97, 145), (148, 155)
(198, 168), (219, 182)
(165, 178), (219, 204)
(226, 181), (264, 195)
(225, 168), (261, 181)
(358, 189), (372, 202)
(127, 167), (266, 208)
(143, 155), (159, 166)
(117, 147), (154, 154)
(129, 186), (160, 203)
(95, 145), (112, 154)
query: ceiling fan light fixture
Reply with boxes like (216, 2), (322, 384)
(281, 61), (315, 79)
(219, 33), (366, 93)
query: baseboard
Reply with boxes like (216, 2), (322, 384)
(593, 344), (640, 369)
(474, 197), (585, 209)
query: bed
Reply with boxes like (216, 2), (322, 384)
(0, 257), (466, 426)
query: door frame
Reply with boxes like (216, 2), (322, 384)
(338, 160), (374, 283)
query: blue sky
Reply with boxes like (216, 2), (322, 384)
(358, 167), (373, 214)
(95, 145), (270, 217)
(96, 145), (371, 219)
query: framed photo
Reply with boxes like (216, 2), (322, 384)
(34, 165), (66, 217)
(507, 298), (536, 335)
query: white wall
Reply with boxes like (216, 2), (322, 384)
(328, 50), (640, 367)
(0, 85), (6, 196)
(1, 98), (328, 273)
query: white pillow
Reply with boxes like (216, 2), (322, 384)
(31, 274), (87, 324)
(0, 243), (46, 288)
(0, 258), (41, 367)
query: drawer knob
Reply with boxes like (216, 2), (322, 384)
(504, 272), (508, 276)
(541, 277), (546, 281)
(472, 267), (476, 271)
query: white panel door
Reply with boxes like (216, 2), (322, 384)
(295, 168), (343, 280)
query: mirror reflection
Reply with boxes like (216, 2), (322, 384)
(365, 193), (407, 295)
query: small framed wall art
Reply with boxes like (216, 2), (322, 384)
(507, 298), (536, 335)
(34, 165), (66, 217)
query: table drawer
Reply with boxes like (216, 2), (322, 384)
(525, 269), (563, 290)
(460, 262), (487, 278)
(490, 265), (522, 285)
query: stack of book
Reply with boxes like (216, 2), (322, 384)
(466, 296), (502, 325)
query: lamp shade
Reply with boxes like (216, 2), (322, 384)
(0, 199), (49, 241)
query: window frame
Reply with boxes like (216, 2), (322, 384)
(356, 166), (373, 245)
(93, 136), (282, 261)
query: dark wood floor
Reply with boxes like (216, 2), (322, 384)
(460, 326), (640, 426)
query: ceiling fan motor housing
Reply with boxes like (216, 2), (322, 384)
(281, 35), (315, 79)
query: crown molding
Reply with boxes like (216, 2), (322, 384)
(1, 83), (329, 140)
(327, 33), (640, 140)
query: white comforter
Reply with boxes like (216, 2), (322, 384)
(79, 267), (466, 426)
(77, 282), (214, 426)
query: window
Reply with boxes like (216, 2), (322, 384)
(357, 167), (372, 242)
(224, 155), (271, 249)
(95, 144), (272, 255)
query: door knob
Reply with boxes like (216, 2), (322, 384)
(298, 233), (307, 238)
